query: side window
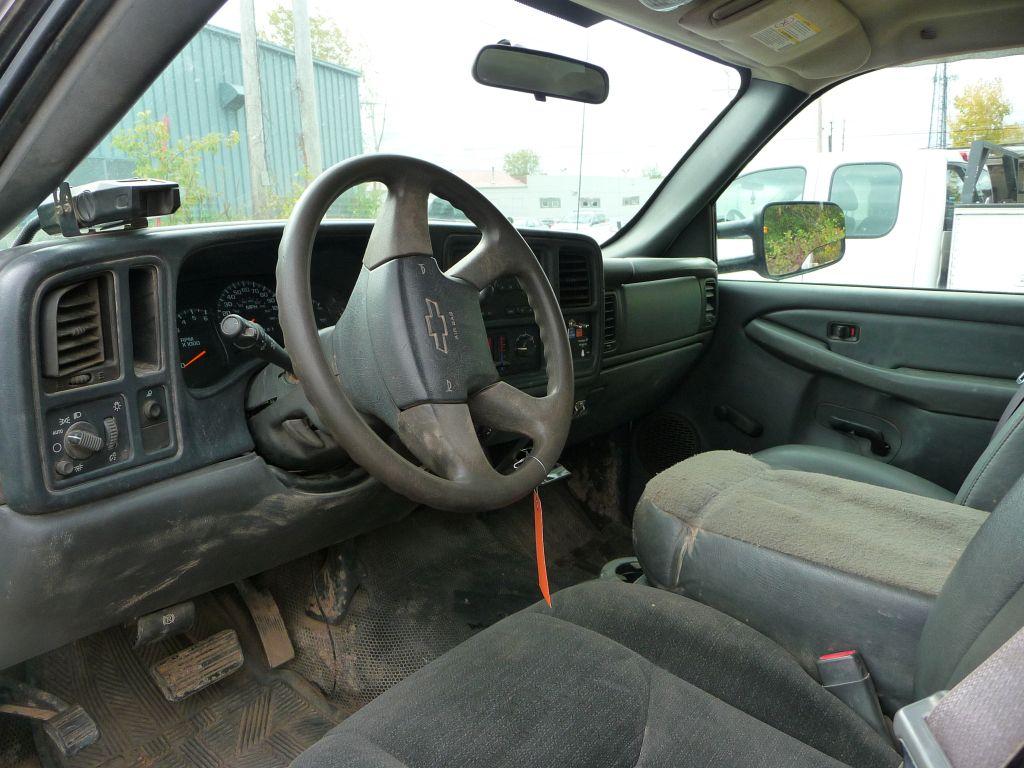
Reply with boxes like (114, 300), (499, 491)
(828, 163), (901, 238)
(975, 168), (994, 204)
(945, 166), (965, 230)
(715, 49), (1024, 292)
(717, 166), (806, 222)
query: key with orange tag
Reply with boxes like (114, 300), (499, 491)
(533, 488), (551, 606)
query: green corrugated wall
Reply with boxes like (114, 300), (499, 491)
(74, 25), (362, 218)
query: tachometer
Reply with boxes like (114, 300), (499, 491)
(177, 307), (227, 388)
(217, 280), (280, 340)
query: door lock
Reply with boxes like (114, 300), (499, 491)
(828, 322), (860, 342)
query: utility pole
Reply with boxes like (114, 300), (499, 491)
(293, 0), (322, 175)
(240, 0), (271, 216)
(816, 99), (823, 153)
(928, 63), (953, 148)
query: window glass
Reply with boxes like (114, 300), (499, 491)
(945, 165), (964, 230)
(828, 163), (901, 238)
(2, 0), (739, 246)
(717, 167), (806, 222)
(716, 50), (1024, 293)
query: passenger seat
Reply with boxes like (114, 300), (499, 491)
(755, 385), (1024, 511)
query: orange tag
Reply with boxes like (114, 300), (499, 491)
(534, 489), (552, 606)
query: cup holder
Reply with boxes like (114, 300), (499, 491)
(599, 557), (644, 584)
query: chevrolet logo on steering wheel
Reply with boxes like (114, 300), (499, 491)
(424, 298), (449, 354)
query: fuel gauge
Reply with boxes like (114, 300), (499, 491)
(177, 307), (227, 388)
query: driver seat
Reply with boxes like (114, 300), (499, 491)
(292, 470), (1024, 768)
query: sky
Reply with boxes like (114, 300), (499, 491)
(210, 1), (1024, 176)
(211, 0), (739, 178)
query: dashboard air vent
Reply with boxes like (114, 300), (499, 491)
(41, 278), (107, 378)
(558, 248), (591, 308)
(603, 292), (618, 353)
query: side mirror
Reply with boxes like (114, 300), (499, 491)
(718, 201), (846, 279)
(472, 44), (609, 104)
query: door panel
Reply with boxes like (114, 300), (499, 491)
(664, 281), (1024, 492)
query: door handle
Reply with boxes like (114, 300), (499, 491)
(828, 416), (891, 456)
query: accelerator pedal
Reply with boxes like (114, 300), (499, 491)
(150, 629), (243, 702)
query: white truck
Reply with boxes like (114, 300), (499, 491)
(718, 142), (1024, 291)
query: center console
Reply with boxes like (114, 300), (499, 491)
(444, 233), (602, 390)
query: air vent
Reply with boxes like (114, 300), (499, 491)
(41, 278), (108, 379)
(703, 278), (718, 328)
(558, 248), (591, 308)
(603, 292), (618, 352)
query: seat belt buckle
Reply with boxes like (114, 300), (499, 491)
(1017, 370), (1024, 386)
(817, 650), (890, 740)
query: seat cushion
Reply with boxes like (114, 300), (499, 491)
(293, 581), (899, 768)
(634, 451), (986, 710)
(756, 444), (956, 502)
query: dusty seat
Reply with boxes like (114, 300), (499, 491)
(294, 468), (1024, 768)
(754, 388), (1024, 511)
(755, 444), (955, 501)
(633, 450), (987, 710)
(293, 580), (898, 768)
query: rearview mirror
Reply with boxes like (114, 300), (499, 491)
(473, 44), (609, 105)
(718, 201), (845, 279)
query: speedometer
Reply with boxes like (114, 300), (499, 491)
(217, 280), (280, 340)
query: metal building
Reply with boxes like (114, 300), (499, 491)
(71, 25), (363, 219)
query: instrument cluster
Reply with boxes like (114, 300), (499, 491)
(176, 278), (345, 388)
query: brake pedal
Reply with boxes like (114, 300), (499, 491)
(150, 629), (243, 702)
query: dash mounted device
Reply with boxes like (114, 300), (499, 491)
(37, 179), (181, 237)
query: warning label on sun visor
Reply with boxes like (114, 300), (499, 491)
(752, 13), (821, 51)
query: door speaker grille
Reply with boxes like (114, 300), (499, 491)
(635, 412), (701, 475)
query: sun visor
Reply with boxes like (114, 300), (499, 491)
(678, 0), (870, 79)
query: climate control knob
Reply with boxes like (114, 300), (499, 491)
(63, 421), (103, 460)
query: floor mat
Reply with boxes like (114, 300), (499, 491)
(264, 482), (632, 712)
(25, 595), (340, 768)
(0, 716), (39, 768)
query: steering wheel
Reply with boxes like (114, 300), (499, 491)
(276, 155), (574, 512)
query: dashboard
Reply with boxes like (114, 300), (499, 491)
(0, 218), (716, 673)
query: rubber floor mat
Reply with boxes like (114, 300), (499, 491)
(264, 482), (632, 712)
(0, 716), (39, 768)
(26, 594), (340, 768)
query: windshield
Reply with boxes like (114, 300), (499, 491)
(47, 1), (738, 243)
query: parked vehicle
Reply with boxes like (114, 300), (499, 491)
(719, 143), (1024, 290)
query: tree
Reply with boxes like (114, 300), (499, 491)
(262, 4), (353, 67)
(112, 112), (239, 223)
(503, 149), (540, 181)
(949, 78), (1024, 147)
(641, 166), (663, 180)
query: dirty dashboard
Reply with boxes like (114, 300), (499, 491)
(0, 220), (715, 670)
